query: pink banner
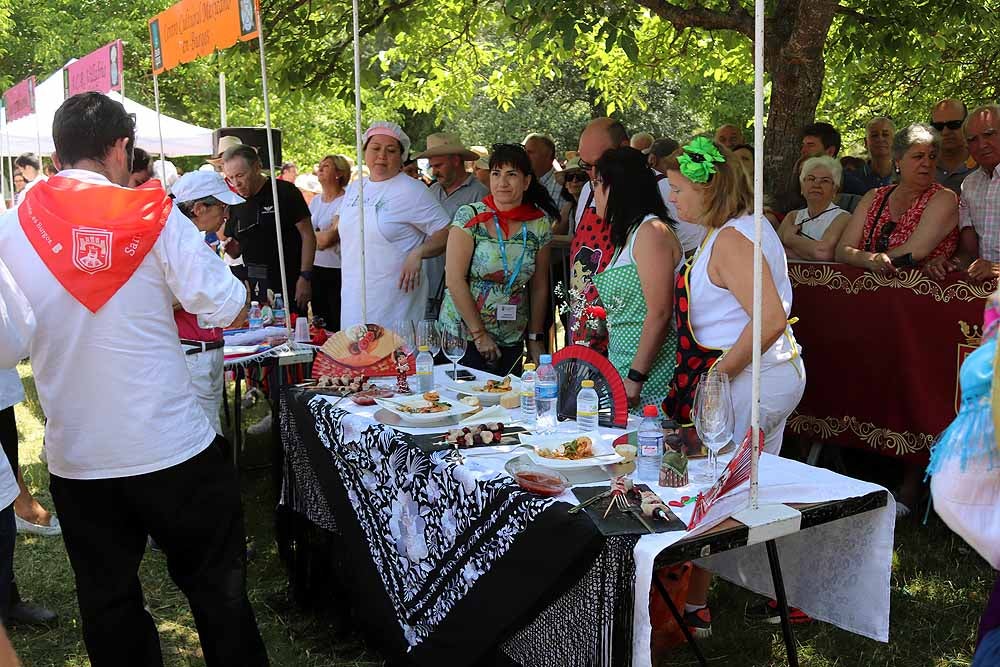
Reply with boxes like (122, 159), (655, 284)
(3, 76), (36, 122)
(65, 40), (124, 97)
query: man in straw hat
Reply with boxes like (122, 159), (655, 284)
(206, 135), (245, 171)
(416, 132), (487, 318)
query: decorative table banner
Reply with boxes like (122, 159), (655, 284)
(787, 262), (995, 461)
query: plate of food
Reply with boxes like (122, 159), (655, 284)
(519, 431), (621, 469)
(374, 391), (478, 424)
(448, 375), (522, 405)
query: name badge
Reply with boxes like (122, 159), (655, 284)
(496, 303), (517, 321)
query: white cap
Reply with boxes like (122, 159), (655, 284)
(294, 173), (321, 194)
(363, 121), (412, 161)
(171, 171), (246, 206)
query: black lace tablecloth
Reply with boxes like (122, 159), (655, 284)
(280, 388), (638, 667)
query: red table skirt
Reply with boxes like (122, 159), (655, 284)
(787, 262), (996, 462)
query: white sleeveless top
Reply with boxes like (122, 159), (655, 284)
(688, 214), (797, 362)
(609, 215), (683, 275)
(793, 205), (846, 241)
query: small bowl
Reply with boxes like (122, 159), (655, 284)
(506, 460), (569, 497)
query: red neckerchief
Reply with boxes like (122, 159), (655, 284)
(464, 195), (543, 237)
(17, 176), (171, 313)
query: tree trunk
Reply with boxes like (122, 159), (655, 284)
(763, 0), (839, 210)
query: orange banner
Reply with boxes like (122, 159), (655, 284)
(149, 0), (260, 75)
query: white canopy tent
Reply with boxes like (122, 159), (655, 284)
(1, 61), (213, 157)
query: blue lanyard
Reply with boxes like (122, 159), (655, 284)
(494, 216), (528, 294)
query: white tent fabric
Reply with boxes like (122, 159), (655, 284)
(2, 61), (213, 157)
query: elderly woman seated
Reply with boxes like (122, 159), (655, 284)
(836, 123), (958, 274)
(778, 155), (852, 261)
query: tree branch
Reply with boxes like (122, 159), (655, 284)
(834, 5), (880, 25)
(632, 0), (753, 39)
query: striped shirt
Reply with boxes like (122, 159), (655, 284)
(959, 163), (1000, 262)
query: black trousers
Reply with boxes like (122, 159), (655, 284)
(49, 438), (269, 667)
(311, 265), (341, 331)
(0, 407), (17, 615)
(459, 342), (525, 377)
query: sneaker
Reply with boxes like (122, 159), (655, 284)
(15, 514), (61, 537)
(241, 388), (263, 409)
(684, 606), (712, 639)
(247, 413), (273, 436)
(746, 598), (812, 625)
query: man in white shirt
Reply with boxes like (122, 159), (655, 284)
(950, 105), (1000, 281)
(523, 133), (563, 205)
(0, 93), (267, 665)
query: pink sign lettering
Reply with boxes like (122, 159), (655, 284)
(65, 40), (124, 97)
(3, 77), (36, 123)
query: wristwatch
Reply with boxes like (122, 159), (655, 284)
(627, 368), (649, 383)
(299, 270), (313, 281)
(526, 332), (545, 341)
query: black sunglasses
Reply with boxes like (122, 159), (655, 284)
(563, 172), (588, 183)
(931, 120), (963, 131)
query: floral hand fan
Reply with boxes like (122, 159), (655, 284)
(313, 324), (414, 378)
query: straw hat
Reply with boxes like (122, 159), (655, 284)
(414, 133), (479, 161)
(555, 157), (586, 184)
(207, 135), (245, 166)
(470, 145), (489, 159)
(474, 156), (490, 170)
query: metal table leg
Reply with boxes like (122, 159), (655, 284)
(766, 539), (800, 667)
(651, 570), (708, 667)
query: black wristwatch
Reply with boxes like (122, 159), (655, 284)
(526, 332), (545, 341)
(627, 368), (649, 383)
(299, 270), (313, 281)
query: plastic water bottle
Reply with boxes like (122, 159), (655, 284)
(576, 380), (599, 431)
(416, 345), (434, 392)
(273, 293), (286, 327)
(520, 363), (537, 424)
(248, 301), (263, 330)
(637, 405), (664, 483)
(535, 354), (559, 433)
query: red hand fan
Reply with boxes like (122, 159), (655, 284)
(552, 345), (629, 428)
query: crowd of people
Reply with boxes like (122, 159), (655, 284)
(0, 87), (996, 664)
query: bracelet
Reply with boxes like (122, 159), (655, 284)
(299, 270), (313, 281)
(470, 329), (486, 340)
(627, 368), (649, 383)
(526, 332), (545, 341)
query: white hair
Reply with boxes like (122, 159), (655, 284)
(799, 155), (843, 189)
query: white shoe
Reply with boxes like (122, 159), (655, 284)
(15, 514), (62, 537)
(247, 413), (273, 436)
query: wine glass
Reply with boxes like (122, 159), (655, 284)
(441, 321), (468, 380)
(417, 319), (441, 358)
(394, 319), (416, 355)
(692, 370), (735, 484)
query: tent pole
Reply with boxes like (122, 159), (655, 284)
(255, 4), (294, 343)
(152, 72), (168, 190)
(749, 0), (764, 510)
(0, 110), (6, 206)
(219, 71), (227, 128)
(351, 0), (366, 324)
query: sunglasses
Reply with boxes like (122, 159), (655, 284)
(564, 172), (588, 183)
(931, 120), (963, 131)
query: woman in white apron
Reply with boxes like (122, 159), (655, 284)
(665, 137), (807, 639)
(332, 122), (451, 329)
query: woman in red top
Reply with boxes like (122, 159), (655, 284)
(837, 123), (958, 274)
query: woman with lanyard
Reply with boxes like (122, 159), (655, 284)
(777, 155), (852, 261)
(330, 122), (451, 329)
(590, 147), (682, 411)
(662, 137), (806, 638)
(439, 143), (559, 374)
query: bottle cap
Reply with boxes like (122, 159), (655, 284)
(643, 405), (658, 417)
(418, 345), (429, 351)
(251, 301), (259, 306)
(539, 354), (552, 364)
(523, 363), (536, 371)
(581, 380), (595, 388)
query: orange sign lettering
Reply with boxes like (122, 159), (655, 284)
(149, 0), (260, 75)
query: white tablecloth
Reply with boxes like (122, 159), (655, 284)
(321, 365), (894, 667)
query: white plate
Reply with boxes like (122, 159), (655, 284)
(446, 376), (521, 405)
(519, 430), (623, 469)
(374, 396), (478, 424)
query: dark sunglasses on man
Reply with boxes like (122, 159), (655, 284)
(563, 172), (588, 183)
(931, 120), (964, 131)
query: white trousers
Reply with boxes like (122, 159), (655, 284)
(730, 357), (806, 455)
(182, 346), (225, 436)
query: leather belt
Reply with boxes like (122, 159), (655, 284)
(180, 339), (225, 355)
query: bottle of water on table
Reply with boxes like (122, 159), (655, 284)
(273, 293), (286, 327)
(248, 301), (263, 330)
(416, 345), (434, 392)
(535, 354), (559, 433)
(576, 380), (599, 431)
(519, 363), (537, 424)
(637, 405), (664, 483)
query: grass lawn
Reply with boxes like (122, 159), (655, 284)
(8, 362), (992, 666)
